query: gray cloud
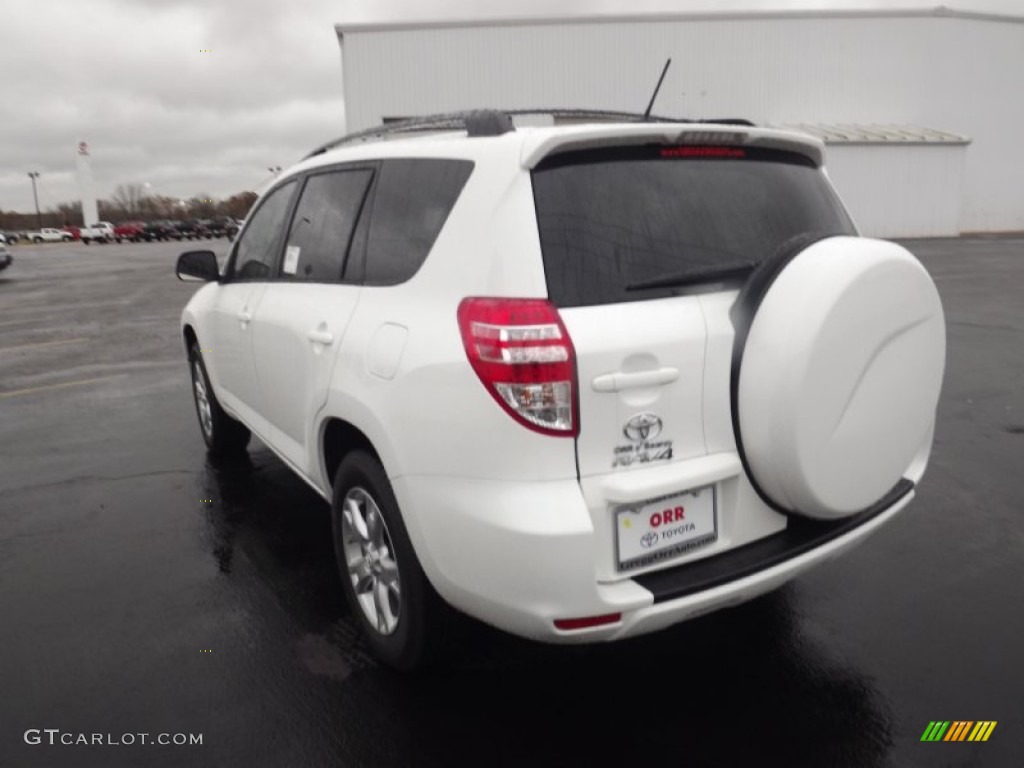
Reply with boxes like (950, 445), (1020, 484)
(0, 0), (345, 211)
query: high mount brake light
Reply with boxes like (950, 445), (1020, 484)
(457, 298), (579, 437)
(660, 146), (746, 159)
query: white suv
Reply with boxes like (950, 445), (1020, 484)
(177, 111), (946, 669)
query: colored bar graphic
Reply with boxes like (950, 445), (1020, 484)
(922, 720), (996, 742)
(921, 721), (950, 741)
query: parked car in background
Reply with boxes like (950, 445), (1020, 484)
(24, 228), (73, 243)
(224, 218), (243, 240)
(0, 237), (11, 271)
(2, 231), (20, 244)
(199, 216), (237, 239)
(142, 220), (184, 242)
(113, 222), (145, 243)
(198, 219), (221, 237)
(80, 222), (116, 244)
(61, 225), (82, 241)
(176, 219), (212, 240)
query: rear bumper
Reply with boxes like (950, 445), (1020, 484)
(392, 473), (915, 643)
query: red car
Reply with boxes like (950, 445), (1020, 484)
(61, 225), (82, 241)
(113, 222), (145, 243)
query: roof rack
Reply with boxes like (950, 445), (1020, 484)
(303, 109), (755, 159)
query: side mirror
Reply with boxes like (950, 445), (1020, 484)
(176, 250), (220, 282)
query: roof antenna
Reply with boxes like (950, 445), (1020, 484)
(642, 58), (672, 121)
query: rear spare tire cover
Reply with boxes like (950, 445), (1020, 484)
(733, 236), (945, 520)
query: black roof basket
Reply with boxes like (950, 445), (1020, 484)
(304, 109), (755, 159)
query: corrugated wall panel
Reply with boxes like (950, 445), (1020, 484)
(825, 145), (966, 237)
(341, 16), (1024, 233)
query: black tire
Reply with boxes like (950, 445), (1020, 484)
(83, 239), (90, 245)
(331, 451), (450, 670)
(62, 235), (72, 242)
(188, 343), (250, 456)
(33, 237), (42, 243)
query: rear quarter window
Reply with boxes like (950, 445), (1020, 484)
(362, 158), (474, 286)
(531, 145), (856, 308)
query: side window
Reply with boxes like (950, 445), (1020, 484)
(230, 180), (296, 281)
(283, 169), (373, 282)
(363, 159), (473, 285)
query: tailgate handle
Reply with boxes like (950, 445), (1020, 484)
(307, 329), (335, 346)
(592, 367), (679, 392)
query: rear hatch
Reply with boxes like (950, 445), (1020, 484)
(530, 140), (858, 576)
(531, 142), (857, 479)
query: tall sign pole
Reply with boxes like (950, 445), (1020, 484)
(28, 172), (41, 229)
(76, 141), (99, 226)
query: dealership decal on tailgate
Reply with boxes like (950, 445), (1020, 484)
(616, 486), (717, 570)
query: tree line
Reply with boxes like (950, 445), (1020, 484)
(0, 184), (259, 230)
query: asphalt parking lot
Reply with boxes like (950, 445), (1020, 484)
(1, 237), (1021, 767)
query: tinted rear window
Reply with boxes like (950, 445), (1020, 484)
(363, 158), (474, 285)
(531, 145), (856, 308)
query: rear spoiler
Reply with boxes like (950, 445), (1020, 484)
(520, 124), (825, 169)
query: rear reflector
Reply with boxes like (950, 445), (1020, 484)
(554, 613), (622, 631)
(458, 297), (578, 437)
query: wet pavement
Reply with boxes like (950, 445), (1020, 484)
(1, 237), (1021, 767)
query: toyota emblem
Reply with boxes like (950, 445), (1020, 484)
(623, 413), (663, 442)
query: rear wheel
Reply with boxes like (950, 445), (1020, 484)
(331, 451), (449, 670)
(188, 343), (250, 456)
(33, 237), (42, 243)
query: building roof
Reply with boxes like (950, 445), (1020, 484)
(781, 123), (972, 145)
(336, 2), (1024, 33)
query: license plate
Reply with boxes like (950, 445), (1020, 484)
(615, 486), (717, 570)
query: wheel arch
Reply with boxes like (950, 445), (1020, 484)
(182, 324), (198, 355)
(321, 417), (386, 492)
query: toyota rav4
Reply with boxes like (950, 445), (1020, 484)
(176, 111), (946, 669)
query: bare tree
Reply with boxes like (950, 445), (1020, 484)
(187, 193), (217, 218)
(218, 191), (258, 220)
(56, 202), (83, 226)
(112, 183), (145, 218)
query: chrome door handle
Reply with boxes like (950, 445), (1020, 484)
(307, 329), (335, 346)
(592, 367), (679, 392)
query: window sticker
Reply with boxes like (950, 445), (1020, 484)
(283, 245), (300, 274)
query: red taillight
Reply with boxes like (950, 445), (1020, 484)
(457, 297), (578, 437)
(554, 613), (622, 631)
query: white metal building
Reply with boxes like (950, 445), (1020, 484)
(335, 3), (1024, 237)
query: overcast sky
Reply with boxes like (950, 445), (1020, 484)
(1, 0), (1019, 214)
(0, 0), (347, 213)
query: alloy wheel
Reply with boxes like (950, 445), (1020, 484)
(192, 362), (213, 439)
(340, 487), (401, 635)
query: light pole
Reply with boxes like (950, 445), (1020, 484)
(28, 172), (41, 229)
